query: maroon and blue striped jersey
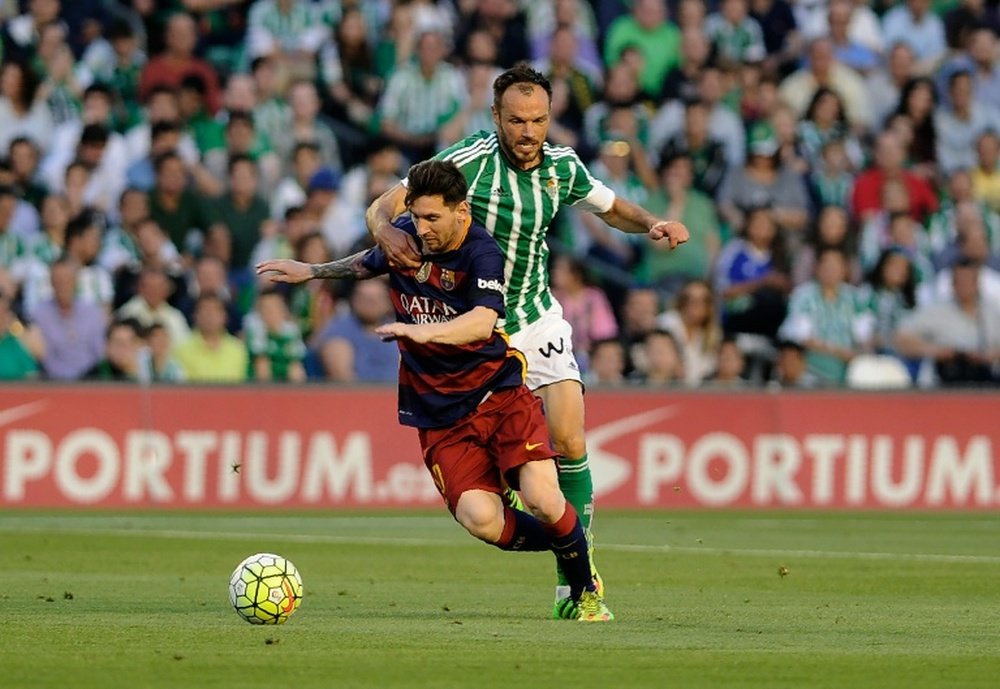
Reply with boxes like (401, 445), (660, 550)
(361, 217), (526, 428)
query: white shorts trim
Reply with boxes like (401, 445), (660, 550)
(508, 311), (582, 391)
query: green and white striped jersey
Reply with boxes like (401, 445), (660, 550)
(433, 130), (615, 334)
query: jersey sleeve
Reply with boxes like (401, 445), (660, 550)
(360, 246), (391, 276)
(465, 238), (507, 317)
(564, 151), (616, 213)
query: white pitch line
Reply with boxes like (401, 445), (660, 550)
(1, 525), (998, 565)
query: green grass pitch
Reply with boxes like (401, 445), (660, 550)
(1, 510), (998, 689)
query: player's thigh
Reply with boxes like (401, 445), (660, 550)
(454, 489), (505, 541)
(533, 379), (586, 458)
(486, 387), (557, 486)
(418, 425), (503, 516)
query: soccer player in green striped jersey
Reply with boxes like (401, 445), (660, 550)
(366, 64), (689, 618)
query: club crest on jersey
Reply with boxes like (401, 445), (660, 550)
(546, 178), (559, 201)
(440, 268), (456, 291)
(415, 262), (432, 283)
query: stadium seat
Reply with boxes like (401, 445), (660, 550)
(845, 355), (913, 390)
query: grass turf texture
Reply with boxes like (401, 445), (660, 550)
(1, 511), (998, 689)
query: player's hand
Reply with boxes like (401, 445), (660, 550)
(649, 220), (689, 250)
(255, 259), (313, 284)
(375, 225), (422, 269)
(375, 322), (430, 344)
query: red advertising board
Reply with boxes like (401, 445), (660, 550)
(0, 385), (998, 509)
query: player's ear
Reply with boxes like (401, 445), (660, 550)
(457, 200), (470, 219)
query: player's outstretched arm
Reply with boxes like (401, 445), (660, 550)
(256, 251), (376, 283)
(366, 183), (422, 269)
(375, 306), (498, 345)
(596, 197), (690, 250)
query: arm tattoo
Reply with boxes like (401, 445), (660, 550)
(310, 251), (375, 280)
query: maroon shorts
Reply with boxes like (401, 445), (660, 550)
(417, 385), (556, 514)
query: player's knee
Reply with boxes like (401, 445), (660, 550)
(551, 431), (586, 461)
(521, 487), (565, 525)
(454, 492), (504, 543)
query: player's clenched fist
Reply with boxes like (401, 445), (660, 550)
(649, 220), (690, 250)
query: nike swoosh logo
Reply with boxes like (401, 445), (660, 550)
(0, 400), (49, 428)
(525, 442), (543, 451)
(587, 407), (679, 497)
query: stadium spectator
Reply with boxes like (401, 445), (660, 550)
(749, 0), (801, 76)
(149, 151), (216, 256)
(935, 69), (1000, 175)
(618, 286), (660, 373)
(533, 25), (600, 147)
(1, 0), (64, 62)
(32, 258), (107, 380)
(137, 321), (185, 383)
(792, 205), (861, 287)
(825, 0), (880, 73)
(658, 98), (728, 200)
(116, 265), (190, 349)
(652, 65), (746, 171)
(715, 206), (791, 339)
(273, 79), (341, 173)
(0, 59), (53, 154)
(895, 259), (1000, 385)
(717, 123), (810, 237)
(286, 231), (337, 348)
(243, 289), (307, 382)
(705, 337), (748, 388)
(551, 254), (619, 373)
(377, 29), (465, 162)
(861, 247), (918, 357)
(852, 130), (939, 223)
(797, 87), (863, 173)
(213, 154), (272, 274)
(62, 210), (113, 312)
(438, 30), (502, 147)
(643, 152), (721, 288)
(882, 0), (948, 75)
(177, 254), (243, 335)
(271, 141), (322, 220)
(0, 284), (40, 380)
(86, 317), (142, 381)
(778, 247), (874, 385)
(971, 131), (1000, 213)
(123, 85), (200, 170)
(603, 0), (680, 102)
(778, 37), (871, 130)
(8, 137), (46, 210)
(585, 338), (627, 387)
(769, 339), (819, 388)
(705, 0), (766, 68)
(246, 0), (330, 68)
(319, 6), (382, 148)
(315, 278), (397, 383)
(528, 0), (602, 78)
(125, 119), (183, 192)
(656, 279), (723, 387)
(174, 292), (249, 382)
(139, 13), (222, 115)
(632, 329), (684, 386)
(866, 42), (917, 127)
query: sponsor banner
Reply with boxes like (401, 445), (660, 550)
(0, 387), (998, 509)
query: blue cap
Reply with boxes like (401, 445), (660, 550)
(308, 167), (340, 192)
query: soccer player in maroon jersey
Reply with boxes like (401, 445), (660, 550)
(256, 160), (612, 621)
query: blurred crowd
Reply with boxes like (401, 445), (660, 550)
(1, 0), (1000, 389)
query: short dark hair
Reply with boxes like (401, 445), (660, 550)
(492, 63), (552, 110)
(404, 160), (468, 207)
(66, 209), (100, 242)
(227, 153), (256, 176)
